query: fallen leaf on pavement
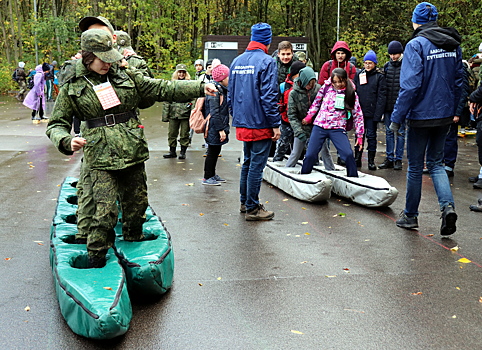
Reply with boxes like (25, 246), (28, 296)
(24, 306), (30, 311)
(291, 330), (304, 335)
(4, 258), (11, 261)
(199, 213), (204, 216)
(458, 258), (471, 263)
(103, 287), (113, 290)
(411, 292), (423, 295)
(450, 246), (459, 251)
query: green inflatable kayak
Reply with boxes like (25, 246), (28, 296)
(50, 177), (174, 339)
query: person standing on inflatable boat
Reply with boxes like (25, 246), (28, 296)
(301, 68), (364, 177)
(46, 29), (217, 268)
(390, 2), (462, 235)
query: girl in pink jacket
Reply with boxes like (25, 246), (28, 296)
(301, 68), (364, 177)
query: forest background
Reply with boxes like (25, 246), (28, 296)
(0, 0), (480, 93)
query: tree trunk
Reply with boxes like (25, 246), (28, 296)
(52, 0), (62, 58)
(0, 5), (12, 63)
(7, 0), (19, 62)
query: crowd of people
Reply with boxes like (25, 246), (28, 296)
(10, 1), (482, 266)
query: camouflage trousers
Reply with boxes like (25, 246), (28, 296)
(80, 162), (148, 258)
(168, 118), (190, 148)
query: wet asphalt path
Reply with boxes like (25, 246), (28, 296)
(0, 95), (481, 349)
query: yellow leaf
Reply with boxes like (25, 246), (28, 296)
(223, 223), (229, 226)
(300, 261), (307, 264)
(426, 234), (434, 237)
(199, 213), (204, 216)
(450, 246), (459, 251)
(24, 306), (30, 311)
(291, 330), (304, 335)
(301, 207), (306, 210)
(451, 315), (457, 319)
(283, 198), (289, 201)
(304, 232), (310, 235)
(4, 258), (11, 261)
(479, 297), (482, 303)
(198, 283), (203, 286)
(458, 258), (471, 263)
(103, 287), (113, 290)
(217, 277), (222, 280)
(301, 222), (308, 225)
(185, 183), (194, 186)
(325, 275), (337, 278)
(455, 287), (460, 290)
(411, 292), (423, 295)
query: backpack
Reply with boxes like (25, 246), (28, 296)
(466, 65), (478, 93)
(12, 69), (18, 82)
(190, 94), (224, 137)
(278, 82), (293, 123)
(27, 75), (35, 89)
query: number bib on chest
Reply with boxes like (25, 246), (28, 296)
(92, 81), (121, 110)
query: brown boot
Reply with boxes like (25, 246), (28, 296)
(245, 204), (274, 221)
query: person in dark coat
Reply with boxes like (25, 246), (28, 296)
(354, 50), (386, 170)
(379, 41), (405, 170)
(390, 2), (463, 235)
(202, 62), (230, 186)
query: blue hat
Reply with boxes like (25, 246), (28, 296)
(250, 23), (272, 46)
(388, 41), (404, 54)
(363, 50), (378, 64)
(412, 2), (438, 24)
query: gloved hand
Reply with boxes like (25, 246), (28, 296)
(389, 122), (400, 134)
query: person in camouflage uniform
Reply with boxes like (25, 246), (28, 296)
(115, 30), (154, 78)
(46, 29), (215, 267)
(162, 64), (194, 159)
(285, 67), (334, 168)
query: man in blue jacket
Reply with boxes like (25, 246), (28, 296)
(229, 23), (281, 221)
(390, 2), (463, 236)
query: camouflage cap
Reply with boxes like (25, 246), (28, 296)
(175, 64), (187, 72)
(114, 30), (133, 50)
(79, 16), (115, 34)
(81, 29), (124, 64)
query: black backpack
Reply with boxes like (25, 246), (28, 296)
(12, 69), (18, 82)
(27, 75), (35, 89)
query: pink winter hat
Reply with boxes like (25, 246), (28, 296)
(212, 61), (230, 82)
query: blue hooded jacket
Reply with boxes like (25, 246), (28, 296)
(391, 22), (463, 126)
(228, 48), (281, 129)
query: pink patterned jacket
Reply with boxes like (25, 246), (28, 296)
(304, 78), (364, 138)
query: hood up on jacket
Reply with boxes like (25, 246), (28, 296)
(296, 67), (316, 90)
(413, 21), (461, 51)
(330, 41), (352, 60)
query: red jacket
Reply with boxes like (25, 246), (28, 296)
(318, 41), (356, 85)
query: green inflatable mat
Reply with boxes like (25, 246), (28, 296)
(50, 178), (132, 339)
(50, 177), (175, 338)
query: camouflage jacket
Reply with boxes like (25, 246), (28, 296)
(46, 59), (205, 170)
(162, 88), (194, 121)
(126, 55), (154, 78)
(57, 60), (77, 87)
(287, 82), (321, 140)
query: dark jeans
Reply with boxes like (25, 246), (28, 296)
(384, 111), (406, 161)
(273, 123), (294, 161)
(477, 119), (482, 166)
(404, 124), (454, 217)
(31, 98), (44, 119)
(443, 122), (458, 169)
(301, 126), (358, 177)
(240, 138), (272, 211)
(204, 144), (222, 179)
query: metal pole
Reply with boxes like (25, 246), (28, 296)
(34, 0), (38, 65)
(337, 0), (340, 42)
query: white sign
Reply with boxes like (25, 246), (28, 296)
(205, 42), (238, 50)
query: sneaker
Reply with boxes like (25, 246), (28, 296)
(440, 205), (457, 236)
(245, 204), (274, 221)
(213, 175), (226, 183)
(474, 178), (482, 189)
(202, 177), (220, 186)
(240, 204), (247, 213)
(469, 198), (482, 212)
(469, 176), (480, 183)
(378, 159), (394, 169)
(396, 212), (419, 229)
(393, 160), (402, 170)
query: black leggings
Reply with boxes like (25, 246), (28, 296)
(203, 144), (222, 179)
(31, 98), (44, 119)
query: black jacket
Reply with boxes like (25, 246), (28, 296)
(383, 59), (402, 112)
(354, 68), (386, 121)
